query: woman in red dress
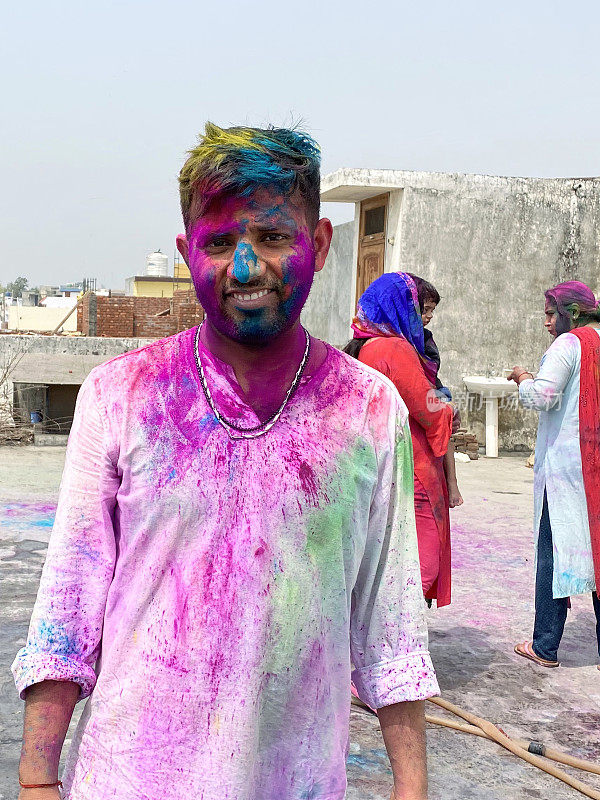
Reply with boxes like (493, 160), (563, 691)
(344, 272), (455, 607)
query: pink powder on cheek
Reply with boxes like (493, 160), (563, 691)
(279, 229), (315, 310)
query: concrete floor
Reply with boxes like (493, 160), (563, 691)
(1, 447), (599, 800)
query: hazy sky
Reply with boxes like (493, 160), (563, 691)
(2, 0), (599, 289)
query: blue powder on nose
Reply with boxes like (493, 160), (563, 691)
(233, 243), (257, 283)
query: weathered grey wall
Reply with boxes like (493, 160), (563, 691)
(0, 335), (152, 422)
(302, 221), (355, 347)
(314, 172), (600, 450)
(0, 334), (152, 358)
(396, 176), (600, 449)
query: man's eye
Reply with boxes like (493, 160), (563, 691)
(207, 238), (232, 249)
(263, 233), (286, 243)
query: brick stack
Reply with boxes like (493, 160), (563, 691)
(172, 289), (205, 331)
(133, 314), (177, 339)
(78, 292), (204, 339)
(451, 430), (480, 460)
(97, 297), (136, 337)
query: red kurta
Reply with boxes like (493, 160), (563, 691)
(359, 336), (454, 606)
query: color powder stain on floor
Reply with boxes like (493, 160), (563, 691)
(345, 739), (392, 800)
(0, 502), (56, 541)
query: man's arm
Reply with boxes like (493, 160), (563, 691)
(350, 388), (438, 799)
(378, 700), (427, 800)
(18, 680), (79, 800)
(12, 374), (119, 794)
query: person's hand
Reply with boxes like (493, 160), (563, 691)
(447, 483), (463, 508)
(507, 366), (532, 383)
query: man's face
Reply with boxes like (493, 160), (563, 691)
(544, 302), (558, 337)
(177, 189), (331, 345)
(422, 301), (437, 327)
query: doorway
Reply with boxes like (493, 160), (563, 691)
(356, 193), (389, 308)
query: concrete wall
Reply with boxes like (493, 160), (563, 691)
(395, 177), (600, 449)
(316, 170), (600, 450)
(7, 305), (78, 333)
(0, 335), (152, 427)
(301, 221), (355, 347)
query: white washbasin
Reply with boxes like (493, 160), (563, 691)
(462, 376), (519, 457)
(463, 375), (518, 399)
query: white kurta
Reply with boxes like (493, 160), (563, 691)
(12, 329), (438, 800)
(519, 328), (600, 598)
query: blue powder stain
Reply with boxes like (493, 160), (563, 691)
(198, 412), (220, 432)
(74, 540), (102, 564)
(167, 467), (176, 481)
(233, 242), (257, 284)
(0, 506), (55, 533)
(346, 749), (391, 773)
(36, 620), (79, 656)
(181, 373), (193, 390)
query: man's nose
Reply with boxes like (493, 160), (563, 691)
(228, 242), (265, 284)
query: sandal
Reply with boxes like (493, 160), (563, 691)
(514, 641), (560, 668)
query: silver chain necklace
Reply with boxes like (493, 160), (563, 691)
(194, 324), (311, 440)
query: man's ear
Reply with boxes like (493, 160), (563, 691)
(570, 303), (581, 321)
(313, 218), (333, 274)
(176, 234), (190, 266)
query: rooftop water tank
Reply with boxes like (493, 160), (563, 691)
(146, 249), (169, 277)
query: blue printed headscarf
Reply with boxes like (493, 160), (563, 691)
(352, 272), (424, 350)
(352, 271), (438, 383)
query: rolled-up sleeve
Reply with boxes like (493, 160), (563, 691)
(12, 373), (119, 699)
(519, 334), (578, 412)
(350, 395), (439, 709)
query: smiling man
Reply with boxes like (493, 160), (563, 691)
(13, 124), (438, 800)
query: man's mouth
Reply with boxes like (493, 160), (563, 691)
(231, 289), (271, 302)
(224, 286), (277, 310)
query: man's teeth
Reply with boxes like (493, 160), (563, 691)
(233, 290), (270, 301)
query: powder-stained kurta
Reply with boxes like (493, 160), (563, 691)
(519, 328), (600, 598)
(12, 328), (438, 800)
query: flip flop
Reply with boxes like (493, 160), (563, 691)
(514, 641), (560, 668)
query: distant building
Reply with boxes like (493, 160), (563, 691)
(1, 335), (152, 437)
(39, 285), (61, 298)
(126, 275), (188, 298)
(60, 283), (84, 297)
(126, 260), (193, 298)
(21, 290), (40, 307)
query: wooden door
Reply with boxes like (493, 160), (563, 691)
(356, 193), (388, 308)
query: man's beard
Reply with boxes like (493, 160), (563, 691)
(199, 280), (306, 346)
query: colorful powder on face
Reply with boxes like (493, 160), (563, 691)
(232, 242), (260, 284)
(185, 193), (316, 344)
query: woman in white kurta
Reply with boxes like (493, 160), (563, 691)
(510, 280), (600, 668)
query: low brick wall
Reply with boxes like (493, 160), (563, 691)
(79, 292), (204, 338)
